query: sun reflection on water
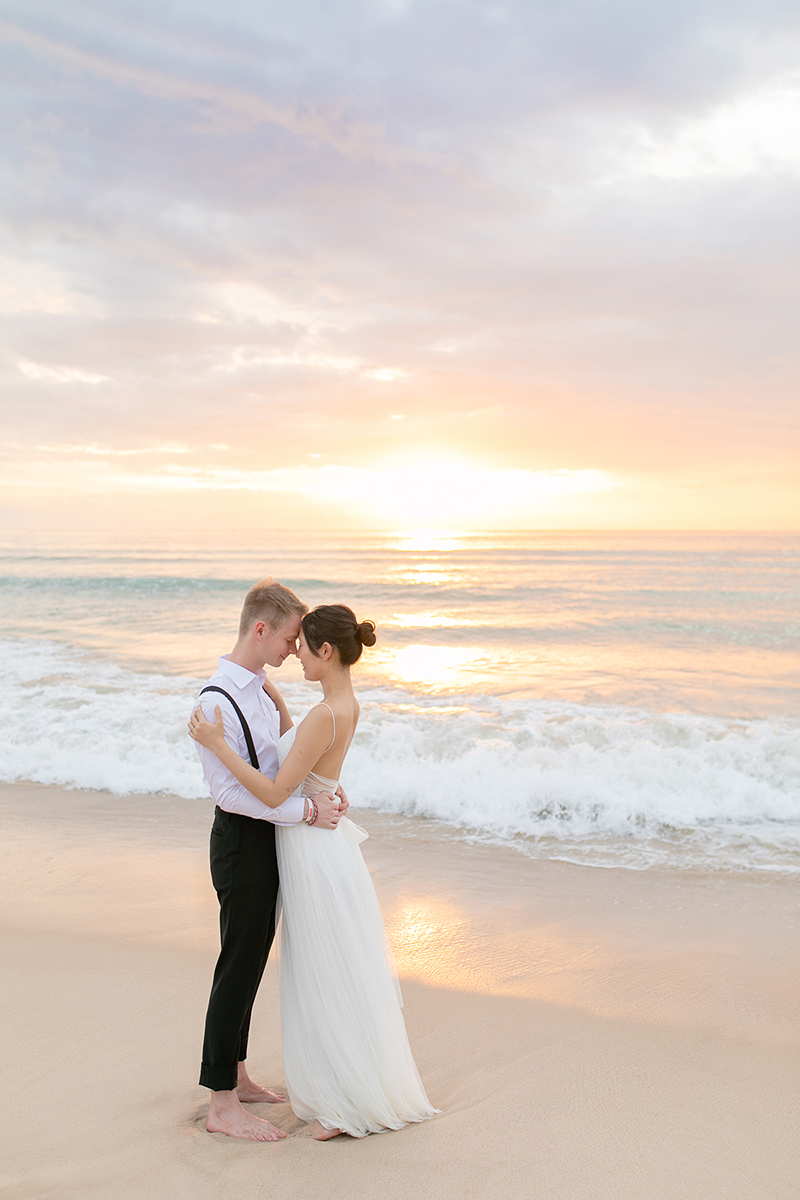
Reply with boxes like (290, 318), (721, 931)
(388, 611), (470, 629)
(384, 899), (498, 993)
(383, 643), (487, 689)
(383, 896), (611, 1003)
(382, 893), (643, 1013)
(393, 568), (459, 586)
(389, 530), (470, 553)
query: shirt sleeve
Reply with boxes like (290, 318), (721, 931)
(194, 694), (305, 826)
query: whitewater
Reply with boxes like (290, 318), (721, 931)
(3, 635), (798, 874)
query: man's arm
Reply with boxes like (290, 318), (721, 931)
(193, 695), (342, 828)
(195, 695), (305, 825)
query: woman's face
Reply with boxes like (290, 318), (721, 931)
(297, 630), (323, 680)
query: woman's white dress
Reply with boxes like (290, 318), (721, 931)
(276, 721), (437, 1137)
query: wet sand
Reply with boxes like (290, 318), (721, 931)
(1, 781), (798, 1199)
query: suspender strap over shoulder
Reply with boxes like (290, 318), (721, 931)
(199, 686), (260, 769)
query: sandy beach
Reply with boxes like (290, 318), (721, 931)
(1, 780), (798, 1200)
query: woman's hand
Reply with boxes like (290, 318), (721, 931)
(263, 677), (294, 736)
(188, 704), (227, 752)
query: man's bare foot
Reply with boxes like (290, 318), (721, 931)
(295, 1119), (342, 1141)
(236, 1062), (287, 1104)
(237, 1081), (287, 1104)
(206, 1090), (287, 1142)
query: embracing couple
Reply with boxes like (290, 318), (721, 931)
(188, 578), (436, 1142)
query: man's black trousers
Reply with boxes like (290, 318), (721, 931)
(199, 806), (279, 1092)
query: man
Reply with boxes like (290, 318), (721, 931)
(193, 578), (346, 1142)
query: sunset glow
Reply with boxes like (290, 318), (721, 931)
(1, 3), (798, 532)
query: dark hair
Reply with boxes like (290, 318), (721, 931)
(302, 604), (376, 666)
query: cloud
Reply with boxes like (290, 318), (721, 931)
(34, 442), (192, 455)
(19, 360), (108, 383)
(0, 0), (798, 526)
(630, 75), (800, 178)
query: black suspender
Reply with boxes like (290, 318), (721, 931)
(199, 686), (260, 769)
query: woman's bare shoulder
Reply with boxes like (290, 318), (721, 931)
(299, 702), (335, 727)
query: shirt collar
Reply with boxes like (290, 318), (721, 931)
(217, 654), (267, 689)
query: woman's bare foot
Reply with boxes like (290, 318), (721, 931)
(236, 1063), (287, 1104)
(206, 1090), (287, 1141)
(295, 1119), (342, 1141)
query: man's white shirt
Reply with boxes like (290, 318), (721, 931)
(195, 655), (305, 825)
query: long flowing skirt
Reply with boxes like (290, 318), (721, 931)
(276, 818), (437, 1136)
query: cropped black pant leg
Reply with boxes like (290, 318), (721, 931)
(199, 807), (279, 1093)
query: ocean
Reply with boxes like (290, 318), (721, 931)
(2, 529), (798, 874)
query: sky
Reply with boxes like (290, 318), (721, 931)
(1, 0), (799, 531)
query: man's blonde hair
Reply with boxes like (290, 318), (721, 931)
(238, 578), (308, 638)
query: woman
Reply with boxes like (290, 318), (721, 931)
(188, 604), (437, 1140)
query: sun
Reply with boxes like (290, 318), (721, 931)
(327, 453), (614, 529)
(250, 451), (616, 529)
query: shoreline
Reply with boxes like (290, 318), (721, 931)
(2, 780), (799, 1199)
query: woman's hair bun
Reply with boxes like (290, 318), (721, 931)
(358, 619), (377, 647)
(302, 605), (376, 664)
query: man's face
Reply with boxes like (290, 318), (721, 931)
(259, 615), (302, 668)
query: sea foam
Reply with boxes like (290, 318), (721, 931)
(3, 637), (799, 873)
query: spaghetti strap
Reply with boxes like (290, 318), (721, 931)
(319, 702), (336, 752)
